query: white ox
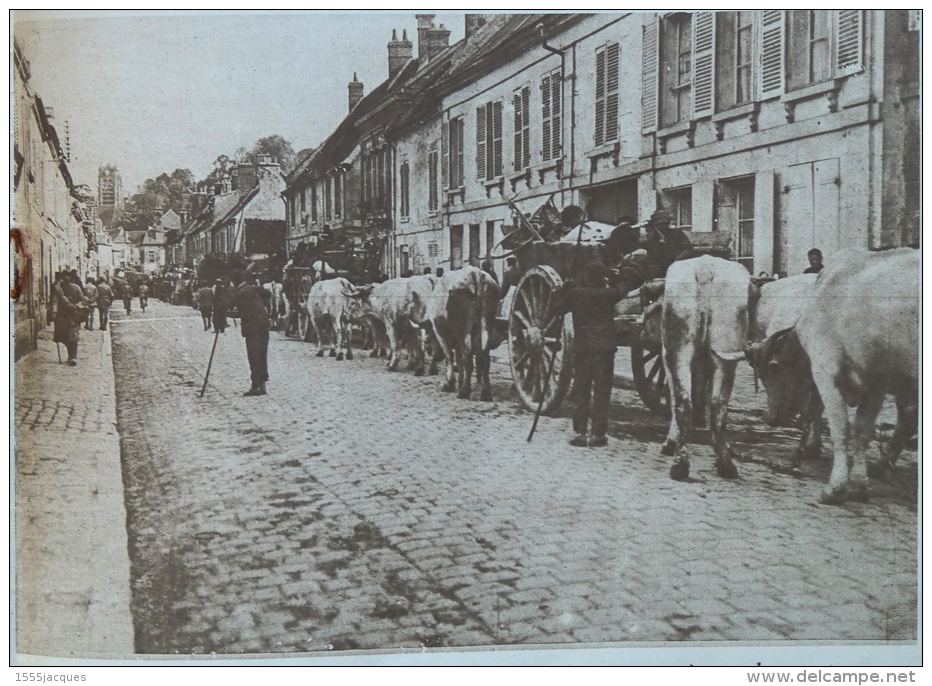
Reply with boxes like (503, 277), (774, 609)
(767, 249), (919, 504)
(368, 275), (437, 376)
(745, 273), (823, 467)
(661, 256), (750, 481)
(307, 277), (371, 361)
(428, 266), (501, 401)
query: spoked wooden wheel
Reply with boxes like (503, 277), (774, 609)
(508, 266), (574, 415)
(630, 336), (669, 416)
(298, 275), (314, 342)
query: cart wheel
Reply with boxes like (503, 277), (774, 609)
(508, 266), (574, 415)
(298, 275), (314, 342)
(631, 336), (669, 416)
(489, 223), (537, 261)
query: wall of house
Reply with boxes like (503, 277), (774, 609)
(13, 41), (85, 359)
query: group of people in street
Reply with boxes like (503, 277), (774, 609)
(47, 270), (115, 366)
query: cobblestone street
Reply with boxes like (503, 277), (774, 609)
(109, 300), (917, 655)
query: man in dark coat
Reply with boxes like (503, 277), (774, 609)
(51, 270), (88, 366)
(642, 210), (696, 280)
(230, 269), (270, 396)
(212, 280), (228, 333)
(96, 277), (113, 331)
(82, 277), (98, 330)
(550, 262), (627, 447)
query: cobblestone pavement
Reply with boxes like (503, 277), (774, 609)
(15, 326), (134, 657)
(109, 300), (917, 655)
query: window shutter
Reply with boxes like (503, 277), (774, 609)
(491, 100), (503, 178)
(456, 117), (465, 186)
(441, 120), (449, 189)
(513, 93), (523, 172)
(541, 75), (552, 161)
(641, 18), (660, 133)
(835, 10), (863, 75)
(551, 74), (561, 157)
(759, 10), (785, 99)
(605, 43), (620, 142)
(521, 86), (530, 168)
(692, 12), (715, 117)
(476, 105), (487, 179)
(595, 47), (606, 146)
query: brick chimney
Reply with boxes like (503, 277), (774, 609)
(237, 160), (257, 192)
(465, 14), (492, 38)
(388, 29), (413, 78)
(348, 72), (364, 113)
(256, 156), (282, 194)
(416, 14), (435, 60)
(425, 24), (451, 60)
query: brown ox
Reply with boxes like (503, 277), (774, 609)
(759, 249), (919, 504)
(661, 256), (750, 481)
(427, 266), (501, 401)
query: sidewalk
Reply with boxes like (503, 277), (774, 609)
(13, 322), (135, 660)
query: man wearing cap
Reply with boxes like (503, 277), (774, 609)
(52, 270), (88, 366)
(82, 276), (99, 330)
(550, 262), (628, 447)
(229, 268), (270, 396)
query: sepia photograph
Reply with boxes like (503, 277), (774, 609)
(11, 10), (920, 667)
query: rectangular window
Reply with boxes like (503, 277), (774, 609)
(661, 15), (692, 128)
(449, 116), (465, 188)
(716, 11), (754, 111)
(485, 221), (496, 261)
(513, 86), (530, 171)
(334, 174), (342, 218)
(400, 161), (410, 218)
(469, 224), (481, 266)
(427, 241), (440, 259)
(300, 188), (306, 214)
(476, 101), (503, 180)
(450, 224), (464, 269)
(787, 10), (831, 91)
(716, 177), (755, 273)
(290, 195), (297, 227)
(667, 187), (692, 230)
(427, 151), (439, 212)
(541, 69), (562, 161)
(595, 43), (620, 145)
(311, 183), (318, 223)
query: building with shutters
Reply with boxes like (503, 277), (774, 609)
(381, 11), (917, 279)
(13, 36), (89, 360)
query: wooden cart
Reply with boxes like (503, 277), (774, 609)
(493, 225), (731, 417)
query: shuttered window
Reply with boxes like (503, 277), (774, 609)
(759, 10), (786, 98)
(641, 19), (660, 132)
(427, 151), (439, 212)
(835, 10), (863, 74)
(595, 43), (620, 146)
(441, 121), (449, 189)
(716, 11), (755, 111)
(692, 12), (715, 117)
(660, 15), (692, 128)
(541, 69), (562, 161)
(787, 10), (858, 91)
(449, 116), (465, 188)
(400, 162), (409, 218)
(311, 182), (317, 222)
(476, 101), (502, 180)
(334, 174), (341, 218)
(513, 86), (530, 171)
(325, 176), (332, 219)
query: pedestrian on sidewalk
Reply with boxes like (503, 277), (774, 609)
(550, 261), (626, 447)
(197, 284), (214, 331)
(121, 280), (133, 315)
(212, 279), (228, 334)
(230, 268), (270, 396)
(51, 270), (88, 366)
(96, 277), (113, 331)
(82, 277), (98, 330)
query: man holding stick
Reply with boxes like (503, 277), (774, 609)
(229, 268), (270, 397)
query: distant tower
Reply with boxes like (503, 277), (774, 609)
(98, 164), (123, 210)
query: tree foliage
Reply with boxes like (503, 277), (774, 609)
(120, 168), (195, 233)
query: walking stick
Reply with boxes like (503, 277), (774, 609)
(56, 342), (62, 364)
(199, 328), (221, 398)
(527, 208), (587, 443)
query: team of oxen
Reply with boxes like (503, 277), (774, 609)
(301, 248), (918, 506)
